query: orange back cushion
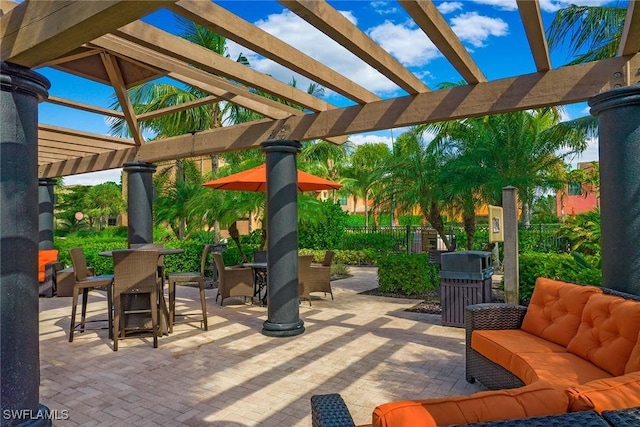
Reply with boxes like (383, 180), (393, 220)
(372, 382), (568, 427)
(38, 249), (59, 282)
(626, 334), (640, 373)
(521, 278), (602, 347)
(566, 371), (640, 413)
(567, 293), (640, 376)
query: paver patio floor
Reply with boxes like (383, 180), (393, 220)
(38, 266), (483, 426)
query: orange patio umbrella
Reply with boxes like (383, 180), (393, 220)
(202, 164), (341, 192)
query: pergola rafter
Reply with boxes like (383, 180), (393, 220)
(0, 0), (636, 174)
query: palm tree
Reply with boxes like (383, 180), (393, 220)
(385, 128), (453, 248)
(547, 4), (627, 65)
(419, 107), (588, 247)
(339, 143), (391, 227)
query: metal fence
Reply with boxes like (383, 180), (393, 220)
(342, 224), (569, 254)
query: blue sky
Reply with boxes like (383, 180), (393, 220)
(39, 0), (616, 185)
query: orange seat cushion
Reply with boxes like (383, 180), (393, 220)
(626, 336), (640, 373)
(372, 382), (568, 427)
(472, 329), (567, 373)
(567, 293), (640, 376)
(520, 278), (602, 347)
(38, 249), (59, 282)
(566, 371), (640, 413)
(510, 352), (612, 388)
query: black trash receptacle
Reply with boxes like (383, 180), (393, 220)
(440, 251), (494, 327)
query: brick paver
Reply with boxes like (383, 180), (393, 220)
(38, 267), (483, 426)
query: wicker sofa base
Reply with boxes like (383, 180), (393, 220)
(466, 348), (526, 390)
(310, 394), (640, 427)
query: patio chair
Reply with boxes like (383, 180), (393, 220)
(130, 243), (166, 282)
(111, 249), (161, 351)
(298, 255), (316, 306)
(213, 253), (254, 306)
(300, 252), (334, 306)
(166, 244), (212, 332)
(68, 247), (114, 342)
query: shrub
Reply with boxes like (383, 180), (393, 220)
(377, 253), (439, 296)
(519, 251), (602, 304)
(299, 249), (377, 265)
(298, 201), (348, 249)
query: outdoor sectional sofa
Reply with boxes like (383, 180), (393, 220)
(311, 278), (640, 426)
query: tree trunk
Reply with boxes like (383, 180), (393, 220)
(211, 153), (221, 243)
(364, 191), (369, 227)
(426, 200), (450, 249)
(463, 210), (476, 250)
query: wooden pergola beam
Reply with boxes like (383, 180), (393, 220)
(114, 20), (338, 113)
(0, 0), (173, 68)
(517, 0), (551, 72)
(169, 0), (380, 104)
(40, 54), (638, 178)
(137, 95), (222, 121)
(100, 52), (143, 145)
(91, 35), (299, 119)
(279, 0), (430, 94)
(619, 0), (640, 57)
(399, 0), (486, 84)
(46, 96), (125, 118)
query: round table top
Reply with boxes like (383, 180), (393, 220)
(243, 262), (267, 268)
(99, 248), (184, 257)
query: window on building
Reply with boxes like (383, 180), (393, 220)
(340, 195), (348, 206)
(568, 182), (582, 196)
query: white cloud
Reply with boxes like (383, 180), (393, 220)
(451, 12), (509, 48)
(538, 0), (613, 13)
(63, 169), (122, 186)
(349, 132), (395, 148)
(226, 9), (400, 96)
(471, 0), (613, 13)
(371, 1), (399, 15)
(368, 20), (440, 67)
(471, 0), (517, 11)
(438, 2), (464, 14)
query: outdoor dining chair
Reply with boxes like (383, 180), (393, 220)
(213, 253), (254, 306)
(111, 249), (161, 351)
(166, 244), (212, 332)
(68, 247), (114, 342)
(300, 252), (334, 306)
(130, 243), (166, 284)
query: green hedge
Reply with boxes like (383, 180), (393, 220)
(377, 253), (439, 296)
(518, 252), (602, 304)
(299, 249), (378, 265)
(54, 237), (245, 275)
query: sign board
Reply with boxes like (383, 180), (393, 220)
(488, 205), (504, 243)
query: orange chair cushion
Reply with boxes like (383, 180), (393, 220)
(567, 293), (640, 376)
(372, 382), (568, 427)
(472, 329), (567, 373)
(520, 278), (602, 347)
(626, 336), (640, 373)
(566, 371), (640, 413)
(38, 249), (59, 282)
(509, 352), (612, 388)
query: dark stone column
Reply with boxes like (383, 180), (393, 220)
(589, 85), (640, 295)
(1, 62), (52, 426)
(123, 162), (156, 246)
(261, 140), (305, 337)
(38, 178), (56, 250)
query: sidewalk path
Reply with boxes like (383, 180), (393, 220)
(37, 266), (483, 426)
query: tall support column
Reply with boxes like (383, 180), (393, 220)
(502, 186), (519, 305)
(123, 162), (156, 246)
(1, 62), (52, 426)
(38, 178), (56, 250)
(589, 85), (640, 295)
(261, 139), (305, 337)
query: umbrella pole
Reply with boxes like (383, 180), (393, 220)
(261, 140), (305, 337)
